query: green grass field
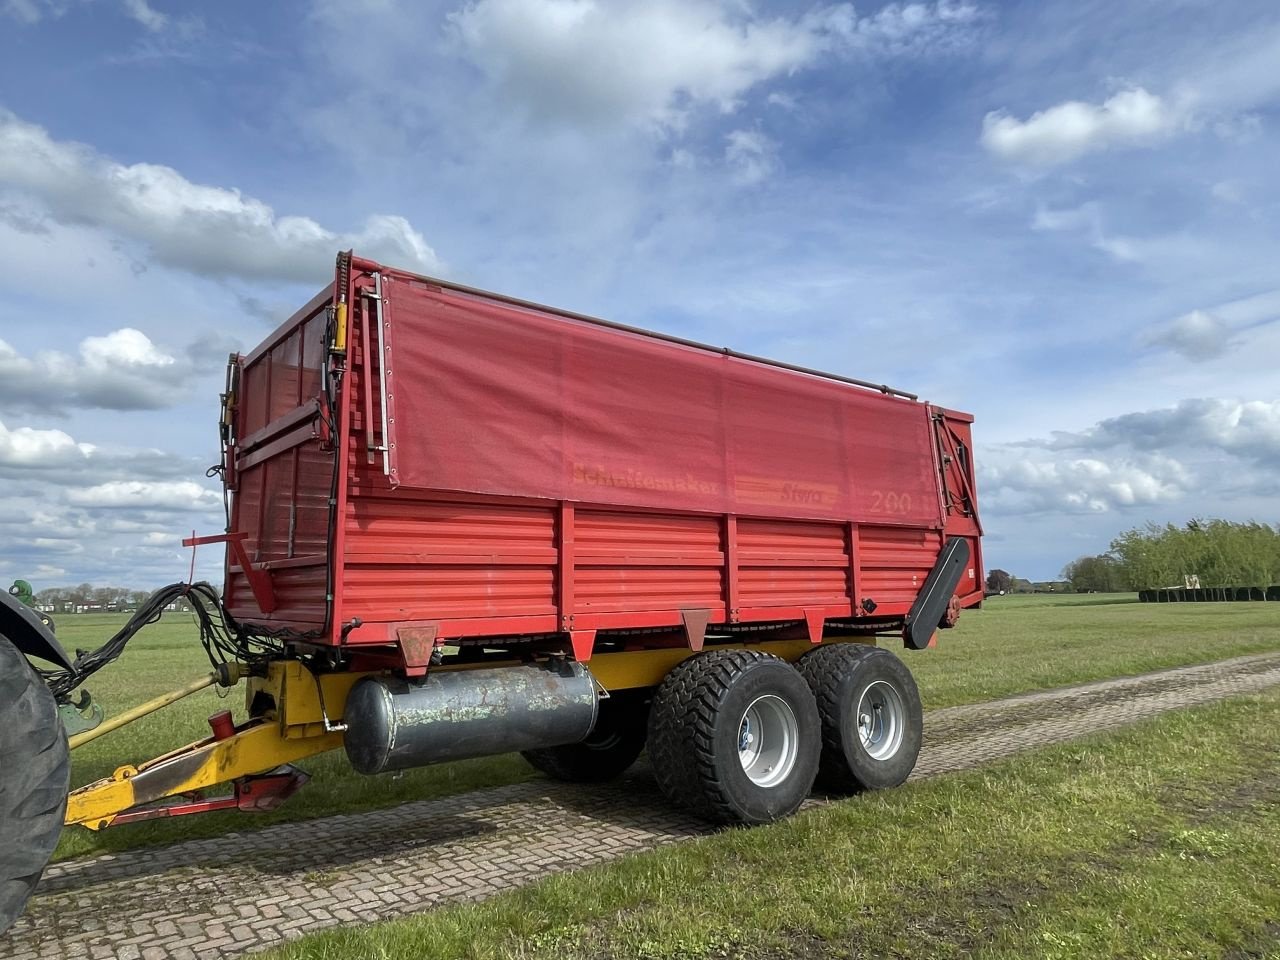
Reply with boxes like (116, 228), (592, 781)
(49, 593), (1280, 862)
(266, 686), (1280, 960)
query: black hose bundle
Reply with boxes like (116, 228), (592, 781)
(39, 581), (291, 703)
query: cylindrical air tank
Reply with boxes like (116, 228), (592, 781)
(343, 659), (598, 775)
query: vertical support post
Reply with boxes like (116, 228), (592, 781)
(359, 286), (376, 464)
(847, 521), (862, 616)
(372, 272), (392, 478)
(724, 514), (740, 623)
(559, 502), (575, 631)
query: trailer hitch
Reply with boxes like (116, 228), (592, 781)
(105, 766), (310, 826)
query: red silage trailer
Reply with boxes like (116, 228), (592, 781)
(225, 255), (983, 657)
(1, 251), (984, 930)
(213, 251), (984, 813)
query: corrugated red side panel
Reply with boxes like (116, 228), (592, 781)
(573, 511), (725, 616)
(857, 526), (945, 606)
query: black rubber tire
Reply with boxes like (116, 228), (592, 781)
(797, 643), (922, 794)
(0, 635), (70, 934)
(522, 692), (650, 783)
(647, 650), (820, 825)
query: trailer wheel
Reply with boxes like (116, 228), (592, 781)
(647, 650), (819, 825)
(0, 636), (70, 934)
(521, 693), (649, 783)
(797, 643), (922, 793)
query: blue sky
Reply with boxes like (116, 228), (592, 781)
(1, 0), (1277, 589)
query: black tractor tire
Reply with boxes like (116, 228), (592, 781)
(647, 649), (820, 825)
(522, 692), (650, 783)
(0, 635), (70, 934)
(797, 643), (923, 794)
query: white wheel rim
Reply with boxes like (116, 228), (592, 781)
(737, 694), (799, 788)
(856, 680), (905, 761)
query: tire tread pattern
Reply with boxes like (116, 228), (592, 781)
(0, 637), (71, 934)
(797, 643), (921, 793)
(648, 650), (808, 824)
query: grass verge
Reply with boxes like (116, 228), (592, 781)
(49, 593), (1280, 861)
(266, 685), (1280, 960)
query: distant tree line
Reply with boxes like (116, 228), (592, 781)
(1061, 520), (1280, 592)
(984, 569), (1070, 594)
(32, 584), (195, 613)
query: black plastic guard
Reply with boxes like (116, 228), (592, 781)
(903, 537), (970, 651)
(0, 591), (73, 671)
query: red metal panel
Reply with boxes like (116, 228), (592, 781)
(575, 510), (723, 561)
(267, 331), (302, 423)
(292, 442), (332, 558)
(340, 494), (558, 625)
(735, 518), (851, 610)
(571, 510), (724, 616)
(342, 564), (556, 621)
(857, 525), (944, 607)
(229, 560), (326, 625)
(224, 291), (334, 627)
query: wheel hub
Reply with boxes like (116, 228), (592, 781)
(737, 695), (800, 788)
(855, 680), (905, 761)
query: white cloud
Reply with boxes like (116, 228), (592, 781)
(980, 452), (1190, 515)
(725, 129), (779, 185)
(983, 398), (1280, 520)
(2, 0), (50, 23)
(1047, 399), (1280, 467)
(0, 419), (94, 467)
(120, 0), (165, 31)
(448, 0), (980, 131)
(0, 110), (441, 283)
(1140, 310), (1232, 362)
(1031, 203), (1098, 233)
(0, 416), (196, 483)
(981, 87), (1186, 167)
(1027, 201), (1198, 268)
(0, 328), (194, 412)
(1210, 180), (1245, 205)
(0, 419), (221, 586)
(66, 480), (222, 511)
(848, 0), (981, 55)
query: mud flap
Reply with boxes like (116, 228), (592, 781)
(903, 537), (970, 650)
(0, 591), (73, 671)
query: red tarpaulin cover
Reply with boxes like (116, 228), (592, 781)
(386, 278), (942, 528)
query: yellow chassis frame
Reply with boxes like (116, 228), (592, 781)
(65, 637), (868, 829)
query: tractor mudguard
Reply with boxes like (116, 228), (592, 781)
(903, 537), (971, 650)
(0, 590), (73, 671)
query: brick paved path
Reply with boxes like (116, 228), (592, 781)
(6, 651), (1280, 960)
